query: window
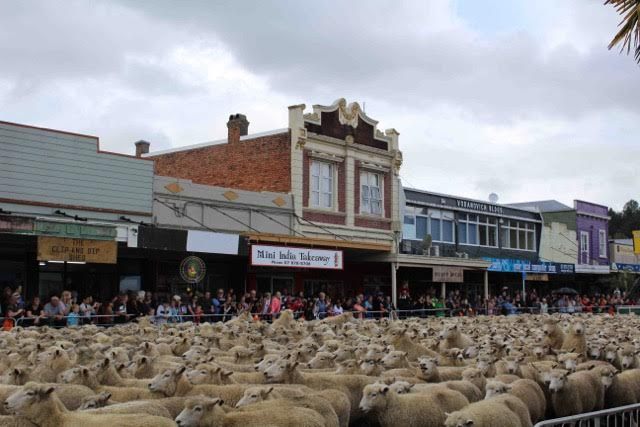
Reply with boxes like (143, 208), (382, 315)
(361, 171), (382, 215)
(459, 214), (498, 247)
(599, 229), (606, 258)
(310, 161), (334, 208)
(501, 220), (536, 251)
(580, 231), (590, 264)
(402, 207), (454, 243)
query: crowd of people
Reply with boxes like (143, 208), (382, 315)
(0, 283), (636, 328)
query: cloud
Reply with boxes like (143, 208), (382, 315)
(0, 0), (638, 210)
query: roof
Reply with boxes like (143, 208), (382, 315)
(144, 128), (289, 157)
(506, 200), (573, 213)
(611, 239), (633, 246)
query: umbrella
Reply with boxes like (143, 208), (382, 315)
(552, 287), (578, 295)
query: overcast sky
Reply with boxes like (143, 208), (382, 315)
(1, 0), (638, 210)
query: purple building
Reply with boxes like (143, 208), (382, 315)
(574, 200), (610, 272)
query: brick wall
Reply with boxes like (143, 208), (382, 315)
(151, 131), (291, 193)
(303, 210), (346, 225)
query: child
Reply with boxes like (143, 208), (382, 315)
(67, 304), (80, 327)
(194, 304), (203, 324)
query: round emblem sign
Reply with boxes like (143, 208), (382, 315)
(179, 256), (206, 284)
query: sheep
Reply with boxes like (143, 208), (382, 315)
(175, 396), (325, 427)
(306, 352), (337, 369)
(383, 327), (440, 361)
(390, 379), (483, 403)
(439, 324), (473, 352)
(546, 369), (603, 417)
(235, 386), (350, 427)
(0, 369), (29, 386)
(485, 379), (546, 423)
(598, 366), (640, 407)
(542, 319), (565, 350)
(561, 320), (587, 356)
(3, 383), (176, 427)
(263, 357), (375, 422)
(556, 352), (583, 373)
(82, 399), (173, 418)
(0, 415), (37, 426)
(29, 348), (73, 383)
(416, 357), (465, 382)
(58, 365), (158, 402)
(359, 382), (469, 427)
(444, 395), (528, 427)
(380, 351), (412, 369)
(462, 368), (487, 393)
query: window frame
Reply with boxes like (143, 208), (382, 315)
(458, 214), (498, 248)
(309, 160), (336, 210)
(360, 170), (383, 216)
(580, 231), (590, 264)
(598, 229), (607, 258)
(402, 207), (455, 243)
(500, 220), (537, 252)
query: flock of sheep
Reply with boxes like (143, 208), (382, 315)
(0, 310), (639, 426)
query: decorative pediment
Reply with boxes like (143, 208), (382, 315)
(303, 98), (392, 151)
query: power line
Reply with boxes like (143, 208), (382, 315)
(294, 214), (350, 242)
(254, 209), (306, 237)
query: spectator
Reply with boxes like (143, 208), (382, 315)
(201, 291), (212, 316)
(67, 304), (80, 327)
(79, 296), (98, 324)
(333, 298), (344, 316)
(353, 296), (366, 319)
(170, 295), (182, 323)
(315, 292), (327, 319)
(24, 297), (45, 327)
(397, 284), (412, 318)
(5, 292), (24, 321)
(43, 296), (66, 327)
(155, 300), (170, 325)
(223, 296), (236, 322)
(270, 291), (282, 318)
(60, 290), (73, 315)
(98, 301), (114, 325)
(212, 289), (225, 315)
(540, 298), (549, 314)
(237, 295), (249, 315)
(193, 304), (203, 324)
(113, 294), (129, 324)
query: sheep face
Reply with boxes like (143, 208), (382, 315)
(185, 367), (216, 385)
(599, 368), (617, 390)
(254, 354), (279, 372)
(388, 381), (413, 394)
(58, 366), (89, 383)
(175, 397), (223, 427)
(440, 324), (460, 340)
(306, 352), (337, 369)
(359, 358), (380, 375)
(557, 353), (580, 373)
(4, 383), (55, 414)
(182, 348), (207, 362)
(588, 345), (603, 360)
(618, 349), (636, 370)
(476, 355), (495, 375)
(604, 346), (618, 364)
(263, 358), (296, 383)
(381, 351), (408, 368)
(547, 370), (569, 393)
(542, 322), (558, 337)
(148, 366), (185, 396)
(235, 387), (274, 407)
(359, 384), (391, 412)
(484, 381), (510, 399)
(79, 392), (111, 409)
(418, 357), (438, 375)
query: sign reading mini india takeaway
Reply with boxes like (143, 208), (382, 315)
(251, 245), (343, 270)
(37, 236), (117, 264)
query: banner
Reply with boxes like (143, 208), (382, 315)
(432, 266), (464, 283)
(251, 245), (343, 270)
(483, 257), (574, 274)
(37, 236), (117, 264)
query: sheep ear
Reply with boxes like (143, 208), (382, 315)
(381, 386), (389, 394)
(82, 367), (89, 376)
(40, 386), (56, 396)
(465, 420), (474, 426)
(176, 366), (186, 375)
(264, 387), (274, 396)
(408, 383), (415, 390)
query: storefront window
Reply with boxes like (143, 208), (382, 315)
(501, 220), (536, 251)
(459, 214), (497, 247)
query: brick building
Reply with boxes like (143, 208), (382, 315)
(144, 99), (404, 301)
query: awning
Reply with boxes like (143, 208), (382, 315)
(244, 232), (392, 252)
(366, 252), (491, 269)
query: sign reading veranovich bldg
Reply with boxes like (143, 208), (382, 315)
(251, 245), (343, 270)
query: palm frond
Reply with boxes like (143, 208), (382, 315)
(604, 0), (640, 63)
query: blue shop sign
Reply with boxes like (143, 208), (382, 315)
(611, 263), (640, 273)
(483, 257), (574, 274)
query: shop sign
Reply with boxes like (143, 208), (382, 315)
(634, 231), (640, 254)
(611, 263), (640, 274)
(432, 266), (464, 283)
(526, 273), (549, 281)
(574, 264), (611, 274)
(483, 257), (574, 274)
(0, 215), (34, 234)
(35, 220), (116, 240)
(180, 256), (207, 283)
(456, 199), (504, 215)
(37, 236), (117, 264)
(251, 245), (343, 270)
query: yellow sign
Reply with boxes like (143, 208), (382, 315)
(37, 236), (117, 264)
(634, 231), (640, 255)
(526, 273), (549, 282)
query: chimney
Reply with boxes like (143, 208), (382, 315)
(227, 114), (249, 144)
(135, 140), (150, 157)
